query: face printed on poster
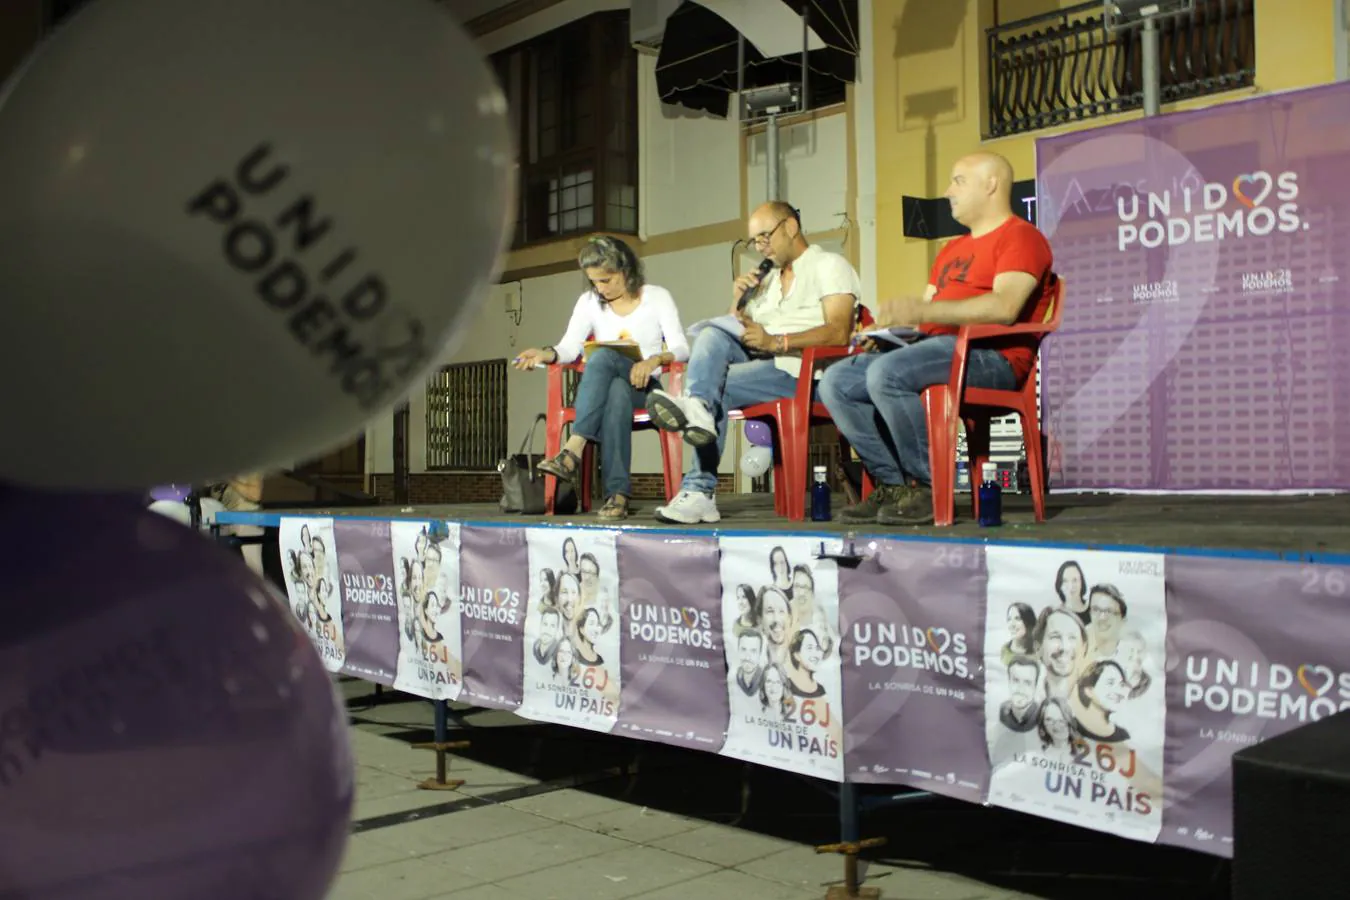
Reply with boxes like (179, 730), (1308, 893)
(390, 521), (462, 700)
(983, 546), (1167, 843)
(718, 537), (843, 781)
(279, 518), (345, 672)
(517, 529), (622, 733)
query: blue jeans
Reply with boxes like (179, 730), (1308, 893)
(570, 348), (657, 498)
(818, 336), (1017, 486)
(681, 327), (798, 494)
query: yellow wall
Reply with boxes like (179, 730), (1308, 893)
(871, 0), (1338, 297)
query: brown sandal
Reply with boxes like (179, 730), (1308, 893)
(537, 448), (581, 483)
(597, 495), (629, 521)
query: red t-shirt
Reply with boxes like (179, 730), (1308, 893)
(920, 216), (1054, 384)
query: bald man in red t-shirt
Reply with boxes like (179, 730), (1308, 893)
(819, 152), (1054, 526)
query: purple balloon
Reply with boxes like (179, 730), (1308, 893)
(744, 420), (773, 448)
(0, 486), (352, 899)
(147, 484), (191, 502)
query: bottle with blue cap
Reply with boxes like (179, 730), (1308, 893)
(978, 462), (1002, 527)
(811, 466), (831, 522)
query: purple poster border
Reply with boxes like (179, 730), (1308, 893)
(270, 513), (1350, 861)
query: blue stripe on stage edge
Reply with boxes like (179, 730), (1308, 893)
(209, 510), (1350, 567)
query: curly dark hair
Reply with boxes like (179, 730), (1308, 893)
(577, 234), (645, 296)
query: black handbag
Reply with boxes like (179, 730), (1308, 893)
(498, 414), (577, 515)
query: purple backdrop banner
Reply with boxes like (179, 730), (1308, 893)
(614, 533), (727, 751)
(334, 521), (399, 685)
(841, 542), (988, 802)
(1161, 556), (1350, 857)
(1037, 81), (1350, 490)
(458, 526), (527, 709)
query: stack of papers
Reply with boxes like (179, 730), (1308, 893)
(583, 341), (643, 362)
(853, 327), (923, 347)
(687, 315), (745, 341)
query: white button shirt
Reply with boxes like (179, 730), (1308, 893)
(743, 245), (863, 377)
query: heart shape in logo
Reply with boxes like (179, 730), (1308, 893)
(1232, 172), (1273, 208)
(493, 587), (513, 608)
(681, 607), (699, 628)
(926, 627), (951, 654)
(1297, 663), (1335, 698)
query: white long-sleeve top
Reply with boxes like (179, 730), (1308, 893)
(552, 285), (690, 373)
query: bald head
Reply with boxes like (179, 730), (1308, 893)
(748, 201), (806, 266)
(945, 152), (1016, 234)
(754, 201), (798, 222)
(961, 153), (1014, 195)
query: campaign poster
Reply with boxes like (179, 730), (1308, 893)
(718, 536), (843, 781)
(278, 518), (345, 672)
(517, 528), (622, 732)
(984, 546), (1167, 842)
(389, 521), (462, 700)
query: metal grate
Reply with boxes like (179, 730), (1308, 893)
(425, 359), (508, 471)
(986, 0), (1255, 139)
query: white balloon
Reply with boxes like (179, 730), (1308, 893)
(147, 499), (191, 525)
(0, 0), (516, 489)
(198, 496), (226, 524)
(741, 446), (773, 479)
(147, 496), (226, 528)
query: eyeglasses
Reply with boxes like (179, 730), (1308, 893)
(750, 218), (789, 248)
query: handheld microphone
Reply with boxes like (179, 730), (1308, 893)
(737, 257), (775, 311)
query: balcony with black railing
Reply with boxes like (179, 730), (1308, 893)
(986, 0), (1255, 139)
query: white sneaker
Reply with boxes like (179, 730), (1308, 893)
(654, 490), (722, 524)
(646, 389), (717, 447)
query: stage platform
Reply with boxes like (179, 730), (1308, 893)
(212, 488), (1350, 865)
(214, 491), (1350, 561)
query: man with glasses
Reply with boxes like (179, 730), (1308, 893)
(1086, 583), (1127, 660)
(645, 201), (861, 524)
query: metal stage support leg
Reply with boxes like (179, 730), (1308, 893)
(619, 749), (642, 800)
(728, 762), (753, 827)
(392, 401), (410, 505)
(412, 700), (471, 791)
(526, 732), (545, 778)
(815, 782), (887, 899)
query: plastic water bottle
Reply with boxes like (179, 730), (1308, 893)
(978, 462), (1002, 527)
(811, 465), (831, 521)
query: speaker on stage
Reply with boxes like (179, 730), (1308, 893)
(1232, 708), (1350, 899)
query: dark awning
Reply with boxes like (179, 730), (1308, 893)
(655, 0), (859, 119)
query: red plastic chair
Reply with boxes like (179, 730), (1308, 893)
(922, 274), (1064, 527)
(729, 306), (875, 522)
(542, 361), (685, 514)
